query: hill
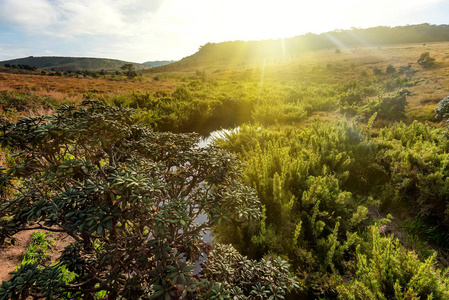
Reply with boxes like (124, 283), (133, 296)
(154, 23), (449, 71)
(142, 60), (176, 67)
(0, 56), (149, 72)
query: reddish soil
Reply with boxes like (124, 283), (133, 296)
(0, 231), (33, 282)
(0, 230), (73, 283)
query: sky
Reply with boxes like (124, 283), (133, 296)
(0, 0), (448, 63)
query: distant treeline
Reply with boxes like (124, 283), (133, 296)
(0, 63), (139, 79)
(0, 56), (148, 72)
(156, 23), (449, 70)
(3, 64), (37, 71)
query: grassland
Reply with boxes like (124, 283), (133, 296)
(2, 42), (449, 123)
(0, 42), (448, 148)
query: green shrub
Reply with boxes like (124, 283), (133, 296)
(337, 226), (449, 299)
(361, 89), (409, 120)
(386, 64), (396, 75)
(398, 64), (417, 77)
(434, 96), (449, 120)
(418, 52), (436, 68)
(21, 232), (54, 265)
(215, 121), (381, 295)
(375, 121), (449, 233)
(373, 67), (383, 76)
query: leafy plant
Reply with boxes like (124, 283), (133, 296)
(337, 226), (449, 299)
(121, 64), (137, 79)
(0, 101), (293, 299)
(434, 96), (449, 120)
(418, 52), (436, 68)
(214, 121), (381, 296)
(386, 64), (396, 75)
(201, 244), (299, 299)
(21, 232), (54, 265)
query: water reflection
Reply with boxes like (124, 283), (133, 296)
(197, 127), (240, 148)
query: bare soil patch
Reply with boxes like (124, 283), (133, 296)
(0, 230), (73, 283)
(0, 231), (33, 282)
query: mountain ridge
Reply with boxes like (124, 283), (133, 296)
(142, 60), (175, 67)
(0, 56), (150, 72)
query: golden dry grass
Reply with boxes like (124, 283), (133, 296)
(266, 42), (449, 120)
(0, 73), (182, 102)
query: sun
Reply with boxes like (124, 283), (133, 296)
(203, 0), (350, 42)
(154, 0), (443, 60)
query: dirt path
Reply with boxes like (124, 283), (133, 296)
(0, 231), (33, 282)
(0, 231), (73, 283)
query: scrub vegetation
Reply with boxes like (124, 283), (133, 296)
(2, 26), (449, 299)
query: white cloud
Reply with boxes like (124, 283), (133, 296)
(345, 0), (444, 28)
(0, 0), (164, 37)
(54, 1), (127, 36)
(0, 47), (31, 60)
(0, 0), (58, 27)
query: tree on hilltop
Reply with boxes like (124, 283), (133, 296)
(121, 63), (137, 79)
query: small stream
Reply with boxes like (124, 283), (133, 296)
(195, 126), (240, 242)
(197, 127), (240, 148)
(194, 126), (240, 271)
(196, 128), (237, 239)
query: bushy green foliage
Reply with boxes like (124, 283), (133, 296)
(21, 232), (54, 265)
(0, 101), (298, 299)
(365, 89), (409, 120)
(339, 90), (364, 106)
(434, 96), (449, 120)
(385, 64), (396, 75)
(373, 67), (383, 76)
(201, 244), (299, 299)
(109, 79), (341, 133)
(376, 121), (449, 230)
(215, 118), (449, 297)
(418, 52), (436, 68)
(105, 68), (417, 137)
(215, 121), (383, 295)
(337, 226), (449, 299)
(398, 64), (418, 77)
(338, 76), (416, 120)
(121, 64), (138, 79)
(111, 80), (256, 133)
(0, 91), (58, 114)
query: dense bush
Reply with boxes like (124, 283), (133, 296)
(398, 64), (418, 77)
(418, 52), (436, 68)
(434, 96), (449, 120)
(215, 119), (449, 297)
(337, 226), (449, 299)
(376, 121), (449, 231)
(385, 64), (396, 75)
(215, 121), (383, 296)
(0, 101), (298, 299)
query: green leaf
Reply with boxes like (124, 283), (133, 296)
(150, 289), (165, 299)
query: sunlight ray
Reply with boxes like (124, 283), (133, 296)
(258, 58), (266, 105)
